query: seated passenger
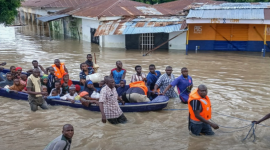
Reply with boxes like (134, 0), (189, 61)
(47, 59), (68, 80)
(47, 89), (61, 99)
(26, 60), (46, 76)
(47, 67), (56, 93)
(98, 80), (105, 92)
(41, 75), (48, 87)
(0, 72), (13, 88)
(79, 78), (86, 92)
(83, 80), (98, 100)
(79, 91), (99, 107)
(49, 81), (62, 96)
(41, 85), (49, 99)
(85, 54), (93, 68)
(146, 64), (161, 91)
(122, 81), (153, 103)
(110, 61), (126, 86)
(75, 84), (81, 94)
(60, 87), (78, 103)
(8, 78), (25, 92)
(130, 65), (147, 83)
(0, 67), (5, 81)
(79, 63), (94, 80)
(20, 74), (27, 86)
(61, 82), (69, 96)
(61, 73), (73, 86)
(10, 66), (17, 80)
(117, 80), (129, 99)
(16, 67), (22, 77)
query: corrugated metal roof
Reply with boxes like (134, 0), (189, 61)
(187, 9), (264, 19)
(156, 0), (226, 13)
(196, 2), (270, 10)
(37, 14), (69, 22)
(94, 18), (186, 36)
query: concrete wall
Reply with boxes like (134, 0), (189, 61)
(101, 35), (125, 48)
(169, 31), (187, 50)
(19, 7), (64, 16)
(63, 17), (82, 39)
(81, 18), (99, 42)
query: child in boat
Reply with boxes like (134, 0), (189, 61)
(61, 73), (73, 87)
(79, 63), (94, 80)
(75, 84), (81, 94)
(79, 78), (86, 92)
(79, 91), (99, 107)
(47, 67), (56, 93)
(85, 54), (93, 68)
(47, 89), (60, 99)
(16, 67), (22, 77)
(61, 82), (69, 96)
(10, 66), (17, 80)
(20, 74), (27, 85)
(49, 81), (62, 96)
(60, 86), (78, 103)
(0, 72), (13, 88)
(83, 80), (98, 100)
(98, 80), (105, 92)
(117, 80), (129, 100)
(42, 85), (49, 99)
(7, 78), (25, 92)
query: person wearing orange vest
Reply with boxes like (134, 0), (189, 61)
(188, 85), (219, 136)
(122, 81), (152, 103)
(47, 59), (68, 80)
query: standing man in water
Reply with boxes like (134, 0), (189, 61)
(27, 69), (48, 111)
(110, 61), (126, 86)
(99, 77), (127, 124)
(44, 124), (74, 150)
(162, 67), (193, 104)
(85, 54), (93, 68)
(188, 85), (219, 136)
(47, 59), (68, 81)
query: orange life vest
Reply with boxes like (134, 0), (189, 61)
(129, 81), (148, 95)
(188, 88), (211, 122)
(52, 63), (66, 79)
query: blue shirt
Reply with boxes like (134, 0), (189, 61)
(111, 68), (126, 84)
(146, 71), (161, 90)
(80, 67), (94, 79)
(171, 75), (193, 102)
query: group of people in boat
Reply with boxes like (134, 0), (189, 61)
(1, 54), (270, 140)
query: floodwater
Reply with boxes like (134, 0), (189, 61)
(0, 23), (270, 150)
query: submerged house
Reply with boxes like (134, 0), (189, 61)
(186, 2), (270, 54)
(20, 0), (187, 50)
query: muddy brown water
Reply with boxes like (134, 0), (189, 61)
(0, 24), (270, 150)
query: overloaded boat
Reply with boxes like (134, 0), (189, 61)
(0, 69), (169, 112)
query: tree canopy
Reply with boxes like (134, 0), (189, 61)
(0, 0), (21, 25)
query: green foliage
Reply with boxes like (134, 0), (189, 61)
(0, 0), (21, 25)
(133, 0), (177, 4)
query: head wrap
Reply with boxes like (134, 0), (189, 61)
(79, 91), (89, 97)
(41, 75), (48, 80)
(87, 80), (93, 85)
(15, 67), (22, 71)
(75, 84), (81, 92)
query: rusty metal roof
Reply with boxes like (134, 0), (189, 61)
(94, 17), (186, 36)
(196, 2), (270, 10)
(42, 0), (96, 8)
(21, 0), (59, 7)
(156, 0), (225, 13)
(65, 0), (176, 18)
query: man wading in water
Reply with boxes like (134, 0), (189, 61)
(188, 85), (219, 136)
(44, 124), (74, 150)
(99, 77), (127, 124)
(27, 69), (48, 111)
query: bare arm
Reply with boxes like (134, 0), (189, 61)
(45, 67), (50, 74)
(154, 84), (159, 93)
(26, 69), (33, 74)
(194, 110), (219, 129)
(38, 65), (47, 74)
(161, 85), (172, 95)
(110, 71), (113, 77)
(99, 102), (106, 123)
(253, 113), (270, 124)
(64, 66), (68, 73)
(27, 87), (44, 95)
(121, 70), (126, 79)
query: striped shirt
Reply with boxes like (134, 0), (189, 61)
(130, 73), (147, 83)
(155, 73), (178, 98)
(189, 100), (203, 124)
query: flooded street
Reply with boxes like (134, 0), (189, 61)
(1, 24), (270, 150)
